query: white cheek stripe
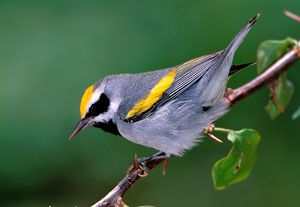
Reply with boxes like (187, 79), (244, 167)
(93, 99), (121, 123)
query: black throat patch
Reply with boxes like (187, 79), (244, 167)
(93, 120), (121, 136)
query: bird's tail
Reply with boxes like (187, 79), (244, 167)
(223, 14), (260, 56)
(198, 14), (260, 107)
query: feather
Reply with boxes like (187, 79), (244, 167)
(125, 69), (176, 119)
(124, 14), (260, 123)
(80, 84), (94, 118)
(229, 61), (256, 76)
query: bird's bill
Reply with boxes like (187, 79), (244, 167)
(68, 117), (92, 140)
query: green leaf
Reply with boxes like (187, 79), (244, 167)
(257, 38), (296, 74)
(212, 129), (261, 190)
(292, 107), (300, 120)
(257, 38), (296, 119)
(265, 74), (294, 120)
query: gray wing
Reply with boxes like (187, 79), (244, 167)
(124, 52), (222, 123)
(124, 14), (259, 123)
(160, 53), (221, 104)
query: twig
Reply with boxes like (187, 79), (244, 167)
(92, 154), (167, 207)
(284, 11), (300, 23)
(225, 43), (300, 104)
(92, 43), (300, 207)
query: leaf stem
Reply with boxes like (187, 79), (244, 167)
(214, 127), (232, 134)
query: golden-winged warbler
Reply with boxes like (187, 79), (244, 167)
(69, 14), (259, 156)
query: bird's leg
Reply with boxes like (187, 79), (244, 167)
(127, 152), (171, 177)
(138, 151), (169, 163)
(137, 152), (171, 177)
(162, 159), (169, 175)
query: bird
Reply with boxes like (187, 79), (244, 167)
(69, 14), (259, 157)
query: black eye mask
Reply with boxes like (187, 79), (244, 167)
(85, 93), (110, 118)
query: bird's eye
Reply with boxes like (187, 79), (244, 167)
(85, 93), (110, 118)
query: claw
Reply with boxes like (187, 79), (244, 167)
(127, 153), (151, 177)
(127, 152), (171, 177)
(137, 158), (150, 177)
(138, 166), (149, 177)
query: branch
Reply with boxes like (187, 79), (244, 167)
(225, 43), (300, 105)
(92, 42), (300, 207)
(284, 11), (300, 23)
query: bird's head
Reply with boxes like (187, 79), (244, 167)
(69, 80), (121, 139)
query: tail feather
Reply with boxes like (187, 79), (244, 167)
(229, 61), (256, 76)
(224, 14), (260, 56)
(199, 14), (259, 106)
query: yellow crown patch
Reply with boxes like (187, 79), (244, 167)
(80, 84), (94, 118)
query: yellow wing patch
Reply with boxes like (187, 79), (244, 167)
(126, 69), (176, 119)
(80, 84), (94, 118)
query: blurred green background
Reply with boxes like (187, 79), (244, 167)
(1, 0), (300, 206)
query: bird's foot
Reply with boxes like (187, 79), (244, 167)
(127, 152), (171, 177)
(224, 88), (234, 96)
